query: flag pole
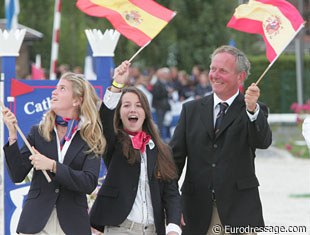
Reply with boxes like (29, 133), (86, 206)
(255, 23), (305, 85)
(255, 60), (276, 85)
(0, 101), (52, 183)
(128, 42), (150, 63)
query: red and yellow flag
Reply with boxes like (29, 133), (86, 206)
(76, 0), (176, 46)
(227, 0), (304, 63)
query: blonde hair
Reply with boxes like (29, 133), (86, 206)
(39, 73), (106, 156)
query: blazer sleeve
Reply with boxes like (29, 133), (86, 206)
(162, 180), (182, 226)
(3, 126), (36, 183)
(247, 102), (272, 149)
(54, 153), (101, 194)
(99, 102), (117, 167)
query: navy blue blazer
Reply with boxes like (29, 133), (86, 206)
(3, 126), (100, 235)
(170, 93), (272, 235)
(90, 103), (181, 235)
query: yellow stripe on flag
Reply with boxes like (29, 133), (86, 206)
(91, 0), (169, 38)
(234, 0), (296, 55)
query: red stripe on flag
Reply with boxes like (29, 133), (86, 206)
(76, 0), (152, 46)
(227, 16), (263, 34)
(227, 16), (277, 62)
(129, 0), (175, 22)
(255, 0), (304, 30)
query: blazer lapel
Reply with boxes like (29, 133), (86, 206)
(48, 132), (59, 161)
(215, 93), (245, 139)
(63, 132), (86, 166)
(200, 95), (215, 139)
(146, 146), (157, 181)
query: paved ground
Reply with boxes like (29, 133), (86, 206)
(1, 146), (309, 234)
(255, 147), (310, 235)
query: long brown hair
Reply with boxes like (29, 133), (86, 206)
(114, 86), (177, 181)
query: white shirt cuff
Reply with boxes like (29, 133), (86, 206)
(246, 103), (260, 122)
(166, 223), (182, 235)
(103, 87), (122, 110)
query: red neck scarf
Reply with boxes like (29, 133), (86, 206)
(126, 130), (151, 153)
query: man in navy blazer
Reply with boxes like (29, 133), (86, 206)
(170, 45), (272, 235)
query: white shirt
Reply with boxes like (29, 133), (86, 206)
(127, 138), (155, 225)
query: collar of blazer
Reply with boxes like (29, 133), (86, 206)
(200, 93), (246, 139)
(50, 131), (86, 165)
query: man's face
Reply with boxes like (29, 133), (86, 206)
(209, 52), (245, 100)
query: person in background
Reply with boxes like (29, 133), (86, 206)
(152, 67), (172, 137)
(57, 64), (70, 79)
(190, 64), (203, 85)
(194, 70), (213, 99)
(170, 45), (272, 235)
(90, 61), (182, 235)
(135, 74), (154, 113)
(177, 70), (195, 101)
(2, 73), (106, 235)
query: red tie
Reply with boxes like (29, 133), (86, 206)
(126, 131), (151, 153)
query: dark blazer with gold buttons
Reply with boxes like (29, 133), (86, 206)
(89, 103), (181, 235)
(170, 93), (272, 235)
(3, 125), (100, 235)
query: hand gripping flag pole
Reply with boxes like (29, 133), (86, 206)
(0, 100), (52, 183)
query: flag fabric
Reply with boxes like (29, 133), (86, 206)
(76, 0), (176, 46)
(5, 0), (20, 30)
(227, 0), (304, 62)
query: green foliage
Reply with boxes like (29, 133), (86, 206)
(245, 55), (310, 113)
(271, 123), (310, 159)
(7, 0), (310, 110)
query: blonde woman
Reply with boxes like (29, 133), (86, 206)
(2, 73), (106, 235)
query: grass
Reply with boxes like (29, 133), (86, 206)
(289, 193), (310, 198)
(271, 123), (310, 159)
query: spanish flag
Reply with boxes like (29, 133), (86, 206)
(76, 0), (176, 46)
(227, 0), (304, 63)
